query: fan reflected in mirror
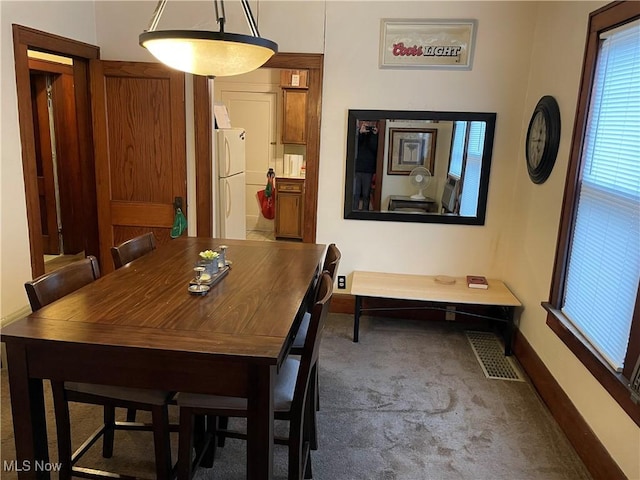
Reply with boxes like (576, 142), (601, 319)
(410, 167), (432, 200)
(353, 120), (379, 211)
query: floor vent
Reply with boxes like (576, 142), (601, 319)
(465, 331), (525, 382)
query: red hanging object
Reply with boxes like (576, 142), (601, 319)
(257, 168), (276, 220)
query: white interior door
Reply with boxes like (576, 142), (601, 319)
(218, 90), (277, 232)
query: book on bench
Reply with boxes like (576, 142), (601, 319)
(467, 275), (489, 289)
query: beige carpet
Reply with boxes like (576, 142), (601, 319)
(0, 314), (591, 479)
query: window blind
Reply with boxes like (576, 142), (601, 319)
(460, 121), (486, 216)
(449, 121), (466, 178)
(562, 21), (640, 371)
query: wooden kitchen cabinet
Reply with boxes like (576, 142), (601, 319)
(280, 69), (308, 145)
(275, 178), (305, 240)
(282, 89), (307, 145)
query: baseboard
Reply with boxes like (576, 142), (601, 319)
(513, 330), (625, 480)
(330, 293), (354, 314)
(331, 293), (625, 479)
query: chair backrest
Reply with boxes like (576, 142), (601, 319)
(24, 256), (101, 312)
(292, 272), (333, 411)
(111, 232), (157, 269)
(322, 244), (341, 280)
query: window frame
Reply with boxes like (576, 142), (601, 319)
(544, 0), (640, 426)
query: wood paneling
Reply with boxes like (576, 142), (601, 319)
(105, 77), (174, 202)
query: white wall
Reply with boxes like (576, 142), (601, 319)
(0, 1), (98, 319)
(319, 1), (534, 279)
(1, 1), (637, 476)
(93, 0), (325, 61)
(502, 2), (640, 477)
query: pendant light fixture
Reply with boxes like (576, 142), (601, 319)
(139, 0), (278, 77)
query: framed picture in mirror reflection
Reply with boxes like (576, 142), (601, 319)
(388, 128), (437, 175)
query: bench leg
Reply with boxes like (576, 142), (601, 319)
(353, 296), (361, 342)
(504, 307), (515, 356)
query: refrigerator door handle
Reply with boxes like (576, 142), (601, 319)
(224, 137), (232, 177)
(225, 180), (232, 218)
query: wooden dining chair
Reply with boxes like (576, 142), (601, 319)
(110, 232), (157, 423)
(111, 231), (157, 269)
(24, 255), (174, 480)
(288, 243), (341, 448)
(176, 272), (334, 480)
(292, 244), (341, 354)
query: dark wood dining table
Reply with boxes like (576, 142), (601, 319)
(2, 237), (325, 480)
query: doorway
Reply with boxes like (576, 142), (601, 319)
(214, 70), (279, 241)
(28, 52), (87, 270)
(193, 53), (323, 243)
(13, 25), (100, 278)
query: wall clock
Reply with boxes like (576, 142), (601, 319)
(525, 95), (561, 184)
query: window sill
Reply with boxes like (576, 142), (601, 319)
(543, 302), (640, 427)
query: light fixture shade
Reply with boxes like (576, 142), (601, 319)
(140, 30), (278, 77)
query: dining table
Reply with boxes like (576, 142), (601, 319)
(2, 237), (326, 480)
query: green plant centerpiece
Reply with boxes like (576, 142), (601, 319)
(198, 250), (219, 280)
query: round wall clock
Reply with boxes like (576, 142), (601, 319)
(525, 95), (561, 184)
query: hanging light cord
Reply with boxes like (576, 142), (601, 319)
(240, 0), (260, 37)
(146, 0), (168, 32)
(214, 0), (226, 33)
(145, 0), (260, 37)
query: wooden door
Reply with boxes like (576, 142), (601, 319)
(91, 61), (186, 272)
(30, 72), (60, 255)
(30, 59), (88, 256)
(49, 64), (85, 254)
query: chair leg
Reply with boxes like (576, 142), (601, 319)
(126, 407), (137, 422)
(288, 406), (306, 480)
(102, 405), (116, 458)
(178, 407), (194, 480)
(200, 414), (217, 468)
(217, 415), (229, 447)
(309, 365), (319, 451)
(193, 414), (205, 455)
(151, 405), (172, 480)
(50, 381), (72, 480)
(304, 448), (313, 479)
(313, 363), (320, 412)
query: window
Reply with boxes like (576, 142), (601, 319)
(546, 2), (640, 424)
(460, 121), (486, 217)
(448, 120), (466, 178)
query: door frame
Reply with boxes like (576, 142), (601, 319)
(13, 24), (100, 277)
(194, 53), (323, 243)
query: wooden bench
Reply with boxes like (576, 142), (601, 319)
(351, 271), (522, 355)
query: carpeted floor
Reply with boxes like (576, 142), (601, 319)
(0, 314), (591, 479)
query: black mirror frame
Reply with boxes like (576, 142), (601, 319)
(344, 109), (496, 225)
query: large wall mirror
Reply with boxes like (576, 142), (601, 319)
(344, 109), (496, 225)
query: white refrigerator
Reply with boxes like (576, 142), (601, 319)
(215, 128), (247, 239)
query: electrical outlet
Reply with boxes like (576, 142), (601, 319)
(445, 306), (456, 321)
(337, 275), (346, 289)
